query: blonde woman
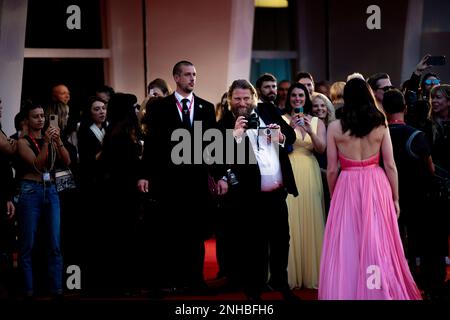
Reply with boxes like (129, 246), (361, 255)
(311, 92), (335, 216)
(311, 92), (335, 127)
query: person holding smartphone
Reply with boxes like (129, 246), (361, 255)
(16, 103), (70, 299)
(282, 82), (327, 290)
(403, 54), (444, 102)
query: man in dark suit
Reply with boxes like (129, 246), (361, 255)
(138, 61), (227, 295)
(219, 79), (298, 300)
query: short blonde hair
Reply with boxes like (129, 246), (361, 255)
(311, 92), (336, 125)
(429, 84), (450, 142)
(330, 81), (346, 106)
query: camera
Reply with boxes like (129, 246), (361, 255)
(258, 127), (272, 137)
(246, 113), (259, 129)
(227, 169), (239, 186)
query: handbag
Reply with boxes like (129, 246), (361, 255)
(55, 169), (76, 192)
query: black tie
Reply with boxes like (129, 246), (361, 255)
(182, 98), (191, 128)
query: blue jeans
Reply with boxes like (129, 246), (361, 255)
(18, 180), (63, 295)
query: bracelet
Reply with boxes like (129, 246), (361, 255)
(58, 144), (65, 148)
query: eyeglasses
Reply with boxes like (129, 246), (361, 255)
(425, 79), (440, 85)
(378, 86), (395, 92)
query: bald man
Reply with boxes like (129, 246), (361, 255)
(52, 85), (70, 105)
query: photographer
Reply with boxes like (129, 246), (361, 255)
(219, 79), (298, 301)
(404, 54), (442, 101)
(16, 103), (70, 299)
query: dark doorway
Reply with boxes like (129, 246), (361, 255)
(21, 58), (105, 120)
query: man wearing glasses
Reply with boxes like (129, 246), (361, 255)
(367, 72), (394, 107)
(403, 54), (441, 101)
(421, 73), (441, 100)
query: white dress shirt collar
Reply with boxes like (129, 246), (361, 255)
(174, 91), (194, 104)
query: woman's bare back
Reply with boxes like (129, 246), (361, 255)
(333, 121), (386, 161)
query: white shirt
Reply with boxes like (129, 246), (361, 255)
(174, 91), (194, 125)
(245, 115), (284, 192)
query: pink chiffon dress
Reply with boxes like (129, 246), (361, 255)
(318, 152), (422, 300)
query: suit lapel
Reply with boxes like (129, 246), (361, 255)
(256, 103), (271, 126)
(168, 94), (183, 127)
(193, 94), (203, 123)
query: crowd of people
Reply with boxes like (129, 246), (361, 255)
(0, 56), (449, 300)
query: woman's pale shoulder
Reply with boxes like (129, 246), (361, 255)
(369, 125), (389, 139)
(374, 124), (389, 134)
(328, 119), (341, 131)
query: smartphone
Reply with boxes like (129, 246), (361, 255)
(426, 55), (446, 66)
(294, 107), (304, 114)
(49, 114), (59, 128)
(294, 107), (304, 126)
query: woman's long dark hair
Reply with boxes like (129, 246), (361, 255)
(104, 93), (140, 141)
(341, 78), (386, 137)
(285, 82), (313, 115)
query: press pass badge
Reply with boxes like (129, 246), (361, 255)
(43, 172), (51, 182)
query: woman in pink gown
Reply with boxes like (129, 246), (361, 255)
(318, 78), (422, 300)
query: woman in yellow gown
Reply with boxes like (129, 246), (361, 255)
(282, 82), (327, 289)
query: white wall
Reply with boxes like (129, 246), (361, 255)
(104, 0), (146, 102)
(0, 0), (28, 135)
(227, 0), (255, 86)
(146, 0), (254, 104)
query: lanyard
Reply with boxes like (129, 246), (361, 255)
(28, 134), (48, 158)
(388, 119), (405, 125)
(175, 96), (194, 115)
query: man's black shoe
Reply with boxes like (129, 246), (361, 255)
(281, 289), (301, 302)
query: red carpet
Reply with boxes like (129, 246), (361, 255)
(204, 239), (219, 280)
(193, 239), (318, 301)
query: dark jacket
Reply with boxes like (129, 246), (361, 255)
(219, 102), (298, 197)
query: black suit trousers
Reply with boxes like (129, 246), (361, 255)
(224, 188), (290, 292)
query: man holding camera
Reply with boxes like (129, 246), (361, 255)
(219, 79), (298, 300)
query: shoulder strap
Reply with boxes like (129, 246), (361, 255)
(406, 130), (421, 159)
(311, 116), (319, 134)
(23, 135), (40, 156)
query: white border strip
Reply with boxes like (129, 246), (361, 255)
(24, 48), (111, 58)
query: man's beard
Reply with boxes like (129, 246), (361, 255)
(263, 94), (276, 102)
(232, 104), (254, 119)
